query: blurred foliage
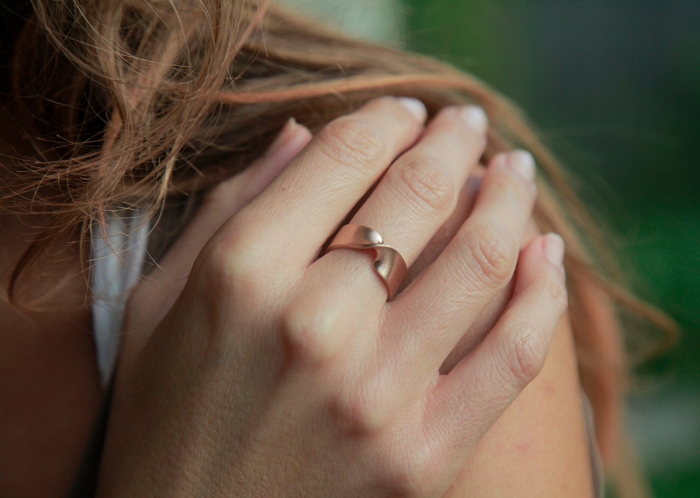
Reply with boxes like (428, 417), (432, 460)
(401, 0), (700, 496)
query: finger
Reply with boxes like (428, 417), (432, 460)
(351, 106), (487, 264)
(301, 106), (487, 312)
(385, 150), (537, 379)
(217, 96), (427, 269)
(160, 118), (313, 280)
(126, 119), (312, 337)
(278, 106), (487, 368)
(422, 233), (567, 459)
(308, 105), (488, 303)
(439, 215), (543, 375)
(405, 167), (484, 290)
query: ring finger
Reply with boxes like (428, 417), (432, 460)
(385, 150), (538, 385)
(309, 105), (489, 306)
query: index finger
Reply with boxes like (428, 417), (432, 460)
(222, 96), (427, 268)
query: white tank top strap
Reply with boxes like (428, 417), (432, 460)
(90, 211), (150, 388)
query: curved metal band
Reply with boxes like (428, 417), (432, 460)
(325, 224), (408, 301)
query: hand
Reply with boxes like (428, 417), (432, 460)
(100, 97), (567, 497)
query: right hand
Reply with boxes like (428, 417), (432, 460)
(99, 97), (568, 497)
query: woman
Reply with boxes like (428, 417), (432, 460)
(0, 0), (672, 496)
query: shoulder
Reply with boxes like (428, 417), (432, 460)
(445, 312), (596, 497)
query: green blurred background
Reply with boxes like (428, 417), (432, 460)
(291, 0), (700, 495)
(401, 2), (700, 495)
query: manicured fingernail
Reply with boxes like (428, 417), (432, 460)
(458, 105), (488, 134)
(506, 150), (536, 181)
(266, 117), (299, 157)
(543, 233), (565, 268)
(397, 97), (427, 121)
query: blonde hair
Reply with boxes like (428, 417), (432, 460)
(0, 1), (675, 495)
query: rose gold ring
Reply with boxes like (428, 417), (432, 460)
(325, 224), (408, 301)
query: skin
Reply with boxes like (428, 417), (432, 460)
(0, 97), (592, 496)
(0, 216), (99, 497)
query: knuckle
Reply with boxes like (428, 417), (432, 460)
(389, 155), (455, 215)
(197, 238), (243, 289)
(328, 386), (387, 436)
(316, 118), (387, 175)
(500, 325), (547, 385)
(280, 305), (341, 367)
(197, 233), (268, 305)
(458, 224), (516, 287)
(384, 446), (444, 497)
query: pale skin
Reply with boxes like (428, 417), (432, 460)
(0, 97), (593, 496)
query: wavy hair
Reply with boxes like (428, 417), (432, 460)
(0, 1), (676, 495)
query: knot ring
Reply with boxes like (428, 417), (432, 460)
(325, 224), (408, 301)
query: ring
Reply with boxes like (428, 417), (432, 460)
(325, 224), (408, 301)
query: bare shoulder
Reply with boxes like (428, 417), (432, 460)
(0, 213), (101, 498)
(445, 312), (594, 497)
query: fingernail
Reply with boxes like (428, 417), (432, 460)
(458, 105), (488, 134)
(397, 97), (427, 121)
(505, 150), (536, 181)
(266, 117), (299, 157)
(543, 233), (565, 268)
